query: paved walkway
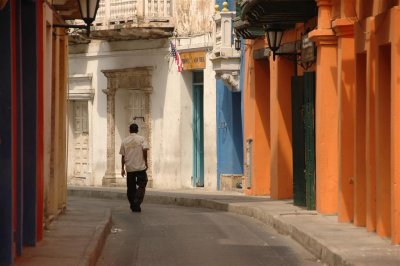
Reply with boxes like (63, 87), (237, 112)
(15, 193), (111, 266)
(16, 186), (400, 266)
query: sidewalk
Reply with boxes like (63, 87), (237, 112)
(18, 186), (400, 266)
(15, 195), (112, 266)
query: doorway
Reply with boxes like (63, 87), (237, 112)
(116, 89), (152, 184)
(71, 100), (89, 183)
(291, 72), (316, 210)
(192, 71), (204, 187)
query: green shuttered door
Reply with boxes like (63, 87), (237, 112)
(291, 72), (316, 210)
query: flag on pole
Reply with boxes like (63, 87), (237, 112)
(170, 41), (183, 72)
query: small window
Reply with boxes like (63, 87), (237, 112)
(74, 101), (88, 134)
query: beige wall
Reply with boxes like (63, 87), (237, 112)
(173, 0), (214, 35)
(42, 3), (68, 225)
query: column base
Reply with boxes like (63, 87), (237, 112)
(102, 173), (126, 187)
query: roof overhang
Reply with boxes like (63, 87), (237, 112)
(234, 0), (317, 39)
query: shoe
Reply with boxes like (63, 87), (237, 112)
(134, 205), (141, 212)
(131, 204), (141, 212)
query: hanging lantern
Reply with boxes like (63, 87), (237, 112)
(77, 0), (101, 31)
(265, 25), (285, 60)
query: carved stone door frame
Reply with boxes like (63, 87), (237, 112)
(101, 67), (153, 186)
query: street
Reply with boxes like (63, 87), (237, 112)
(95, 199), (323, 266)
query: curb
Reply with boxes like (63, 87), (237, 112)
(78, 208), (112, 266)
(68, 188), (346, 266)
(225, 204), (346, 266)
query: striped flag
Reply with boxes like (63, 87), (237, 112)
(170, 41), (183, 72)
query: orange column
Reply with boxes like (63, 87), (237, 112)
(269, 58), (293, 199)
(390, 7), (400, 244)
(356, 17), (377, 233)
(252, 57), (271, 196)
(309, 0), (339, 214)
(244, 39), (271, 196)
(333, 18), (355, 223)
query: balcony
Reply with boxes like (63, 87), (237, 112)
(70, 0), (175, 42)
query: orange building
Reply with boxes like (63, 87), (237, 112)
(235, 0), (400, 244)
(0, 0), (94, 264)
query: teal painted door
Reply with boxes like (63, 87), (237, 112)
(193, 72), (204, 187)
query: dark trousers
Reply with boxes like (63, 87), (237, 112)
(126, 170), (148, 209)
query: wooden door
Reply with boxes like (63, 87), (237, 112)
(73, 101), (89, 179)
(303, 72), (316, 210)
(292, 76), (306, 206)
(127, 90), (151, 179)
(291, 72), (316, 210)
(128, 91), (150, 141)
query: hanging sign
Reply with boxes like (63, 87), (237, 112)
(301, 33), (316, 63)
(180, 51), (206, 70)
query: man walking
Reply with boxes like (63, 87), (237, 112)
(120, 123), (149, 212)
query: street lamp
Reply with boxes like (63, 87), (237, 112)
(264, 25), (285, 60)
(53, 0), (101, 35)
(234, 37), (241, 51)
(78, 0), (100, 32)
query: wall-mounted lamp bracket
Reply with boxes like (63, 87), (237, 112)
(51, 0), (101, 36)
(53, 24), (87, 29)
(272, 51), (300, 61)
(53, 24), (91, 35)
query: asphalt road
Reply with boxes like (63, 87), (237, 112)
(95, 199), (323, 266)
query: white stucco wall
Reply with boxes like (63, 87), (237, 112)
(203, 53), (218, 189)
(68, 37), (217, 190)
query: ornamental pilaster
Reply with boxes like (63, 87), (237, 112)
(102, 85), (117, 186)
(307, 0), (340, 214)
(332, 17), (356, 224)
(211, 4), (241, 91)
(332, 18), (355, 37)
(308, 0), (337, 46)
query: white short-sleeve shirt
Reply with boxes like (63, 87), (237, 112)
(119, 133), (149, 172)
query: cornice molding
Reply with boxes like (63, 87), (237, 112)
(315, 0), (332, 7)
(332, 18), (355, 37)
(101, 67), (154, 78)
(308, 29), (338, 46)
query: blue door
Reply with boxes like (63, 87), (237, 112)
(193, 72), (204, 187)
(216, 81), (244, 189)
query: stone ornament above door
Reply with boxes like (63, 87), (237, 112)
(101, 67), (153, 92)
(68, 74), (94, 100)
